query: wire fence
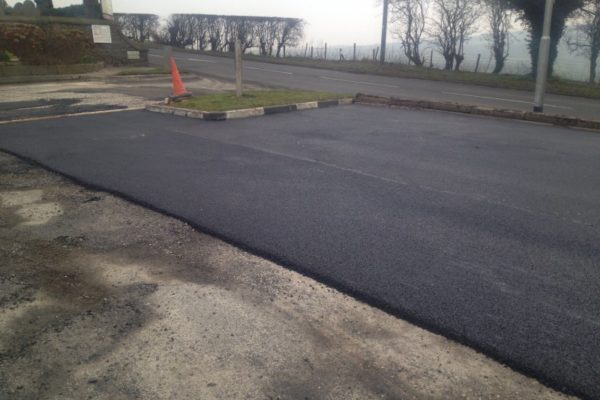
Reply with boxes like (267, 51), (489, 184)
(270, 41), (599, 83)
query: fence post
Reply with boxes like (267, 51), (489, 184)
(235, 39), (243, 97)
(353, 43), (356, 61)
(311, 46), (314, 59)
(429, 49), (433, 68)
(283, 46), (286, 57)
(474, 53), (481, 73)
(324, 43), (327, 61)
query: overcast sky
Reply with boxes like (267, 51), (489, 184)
(15, 0), (386, 45)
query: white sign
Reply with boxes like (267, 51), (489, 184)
(127, 51), (140, 60)
(91, 25), (112, 44)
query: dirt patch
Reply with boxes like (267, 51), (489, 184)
(0, 151), (575, 400)
(0, 72), (261, 122)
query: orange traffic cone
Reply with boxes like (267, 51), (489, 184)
(170, 57), (191, 101)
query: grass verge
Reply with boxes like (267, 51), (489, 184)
(178, 90), (350, 112)
(117, 67), (169, 76)
(172, 48), (600, 100)
(244, 56), (600, 100)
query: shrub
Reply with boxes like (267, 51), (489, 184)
(0, 23), (94, 65)
(0, 51), (10, 62)
(0, 23), (46, 63)
(43, 26), (93, 64)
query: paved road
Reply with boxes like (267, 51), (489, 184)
(149, 49), (600, 121)
(1, 107), (599, 399)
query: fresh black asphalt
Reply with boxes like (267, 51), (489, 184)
(1, 106), (599, 399)
(0, 99), (126, 121)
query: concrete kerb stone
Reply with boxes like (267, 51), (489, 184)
(144, 98), (354, 121)
(296, 101), (319, 111)
(354, 93), (600, 131)
(226, 108), (265, 119)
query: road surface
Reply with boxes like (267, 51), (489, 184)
(149, 49), (600, 121)
(1, 106), (599, 399)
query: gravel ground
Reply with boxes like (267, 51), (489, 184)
(0, 151), (575, 400)
(0, 69), (254, 121)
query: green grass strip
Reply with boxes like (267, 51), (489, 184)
(178, 90), (350, 112)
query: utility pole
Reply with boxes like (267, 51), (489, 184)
(533, 0), (555, 113)
(380, 0), (389, 64)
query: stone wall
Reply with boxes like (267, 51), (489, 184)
(0, 15), (148, 66)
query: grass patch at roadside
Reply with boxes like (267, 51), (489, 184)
(178, 90), (351, 112)
(172, 49), (600, 100)
(117, 67), (169, 76)
(250, 57), (600, 100)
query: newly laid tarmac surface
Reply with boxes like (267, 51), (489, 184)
(1, 106), (599, 399)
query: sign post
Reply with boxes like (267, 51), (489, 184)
(235, 39), (243, 97)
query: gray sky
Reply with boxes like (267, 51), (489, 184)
(33, 0), (386, 45)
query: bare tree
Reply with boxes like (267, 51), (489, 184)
(154, 14), (195, 48)
(224, 18), (255, 53)
(207, 16), (225, 52)
(152, 14), (305, 57)
(567, 0), (600, 83)
(275, 19), (304, 57)
(115, 13), (160, 42)
(187, 15), (210, 50)
(430, 0), (481, 70)
(255, 19), (279, 56)
(484, 0), (512, 73)
(390, 0), (428, 66)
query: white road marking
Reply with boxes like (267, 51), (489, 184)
(0, 107), (145, 125)
(245, 66), (293, 75)
(442, 91), (573, 110)
(148, 54), (162, 58)
(185, 58), (217, 63)
(320, 76), (401, 89)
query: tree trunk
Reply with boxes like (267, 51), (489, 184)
(454, 54), (464, 71)
(493, 48), (505, 74)
(444, 54), (453, 70)
(590, 49), (598, 84)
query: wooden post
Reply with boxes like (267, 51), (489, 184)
(283, 46), (286, 57)
(324, 43), (327, 60)
(474, 53), (481, 73)
(163, 46), (172, 71)
(304, 43), (308, 58)
(429, 49), (433, 68)
(353, 43), (356, 61)
(311, 46), (314, 59)
(234, 39), (243, 97)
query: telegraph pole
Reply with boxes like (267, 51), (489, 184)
(533, 0), (555, 113)
(380, 0), (389, 64)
